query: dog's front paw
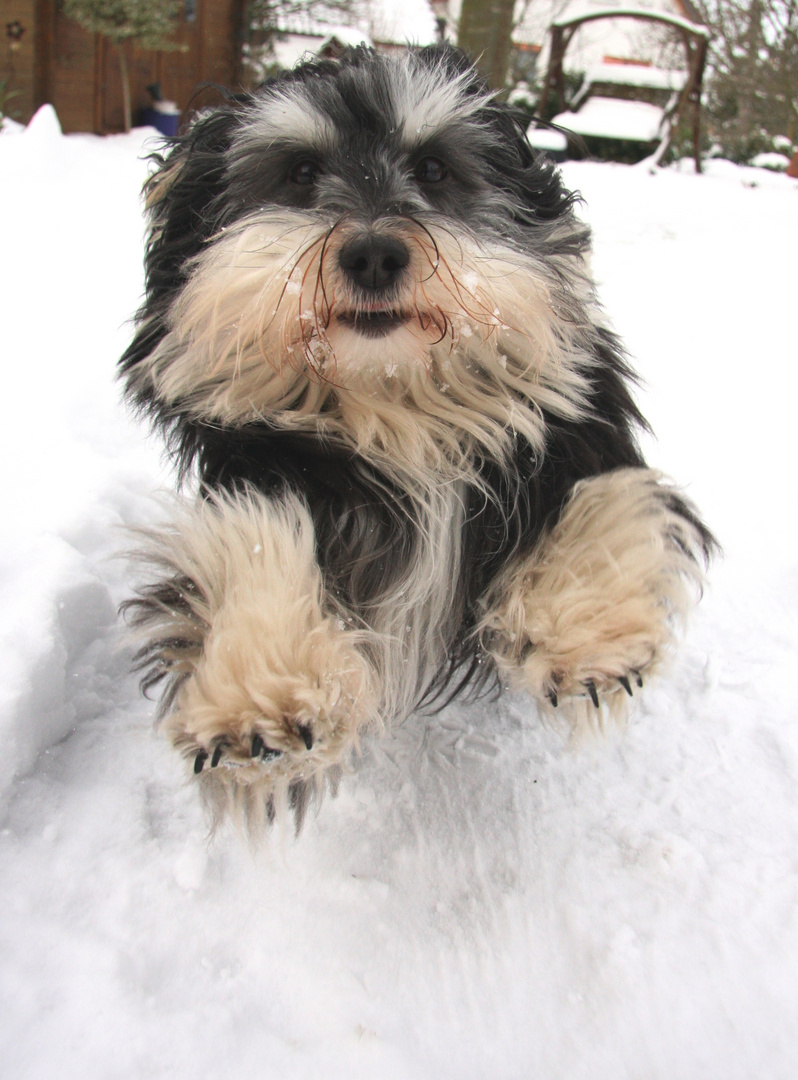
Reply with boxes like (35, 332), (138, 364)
(480, 469), (712, 726)
(125, 491), (379, 826)
(169, 663), (364, 784)
(159, 625), (377, 831)
(162, 608), (377, 817)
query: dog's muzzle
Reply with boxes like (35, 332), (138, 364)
(337, 233), (411, 338)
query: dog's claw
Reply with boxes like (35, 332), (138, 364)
(211, 744), (224, 768)
(251, 733), (282, 762)
(632, 669), (644, 688)
(194, 750), (208, 774)
(619, 675), (634, 697)
(586, 680), (600, 709)
(546, 687), (558, 708)
(298, 724), (314, 750)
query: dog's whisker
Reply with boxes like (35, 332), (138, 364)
(305, 225), (341, 373)
(408, 217), (443, 283)
(231, 233), (326, 375)
(316, 220), (343, 323)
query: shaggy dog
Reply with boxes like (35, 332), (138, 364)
(120, 44), (714, 827)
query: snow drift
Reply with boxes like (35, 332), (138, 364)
(1, 107), (797, 1080)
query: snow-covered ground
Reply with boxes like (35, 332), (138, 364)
(1, 108), (797, 1080)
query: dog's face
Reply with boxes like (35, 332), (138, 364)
(126, 46), (592, 464)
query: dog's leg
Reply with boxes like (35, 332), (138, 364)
(125, 491), (378, 822)
(479, 468), (710, 721)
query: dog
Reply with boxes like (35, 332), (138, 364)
(120, 44), (714, 828)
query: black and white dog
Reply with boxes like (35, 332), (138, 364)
(121, 45), (714, 826)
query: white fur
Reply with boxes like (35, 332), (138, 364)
(131, 212), (595, 485)
(233, 90), (337, 156)
(392, 60), (492, 146)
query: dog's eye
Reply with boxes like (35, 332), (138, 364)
(289, 160), (321, 186)
(414, 157), (448, 184)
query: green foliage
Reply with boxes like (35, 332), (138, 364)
(62, 0), (184, 50)
(0, 77), (22, 122)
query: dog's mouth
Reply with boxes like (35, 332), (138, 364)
(337, 309), (411, 338)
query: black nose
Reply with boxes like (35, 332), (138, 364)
(338, 234), (410, 292)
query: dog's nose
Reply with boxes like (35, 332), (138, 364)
(338, 234), (410, 291)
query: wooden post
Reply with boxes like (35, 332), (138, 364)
(92, 33), (102, 133)
(538, 25), (570, 122)
(690, 36), (708, 174)
(34, 0), (55, 116)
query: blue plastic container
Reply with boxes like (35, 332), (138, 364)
(141, 107), (180, 137)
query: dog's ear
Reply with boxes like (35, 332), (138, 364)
(490, 103), (579, 224)
(119, 105), (242, 421)
(141, 106), (242, 310)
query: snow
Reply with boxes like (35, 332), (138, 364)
(368, 0), (437, 44)
(582, 61), (686, 90)
(2, 108), (798, 1080)
(554, 6), (710, 39)
(553, 95), (666, 141)
(271, 0), (436, 47)
(263, 1), (437, 69)
(526, 125), (569, 152)
(750, 151), (791, 172)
